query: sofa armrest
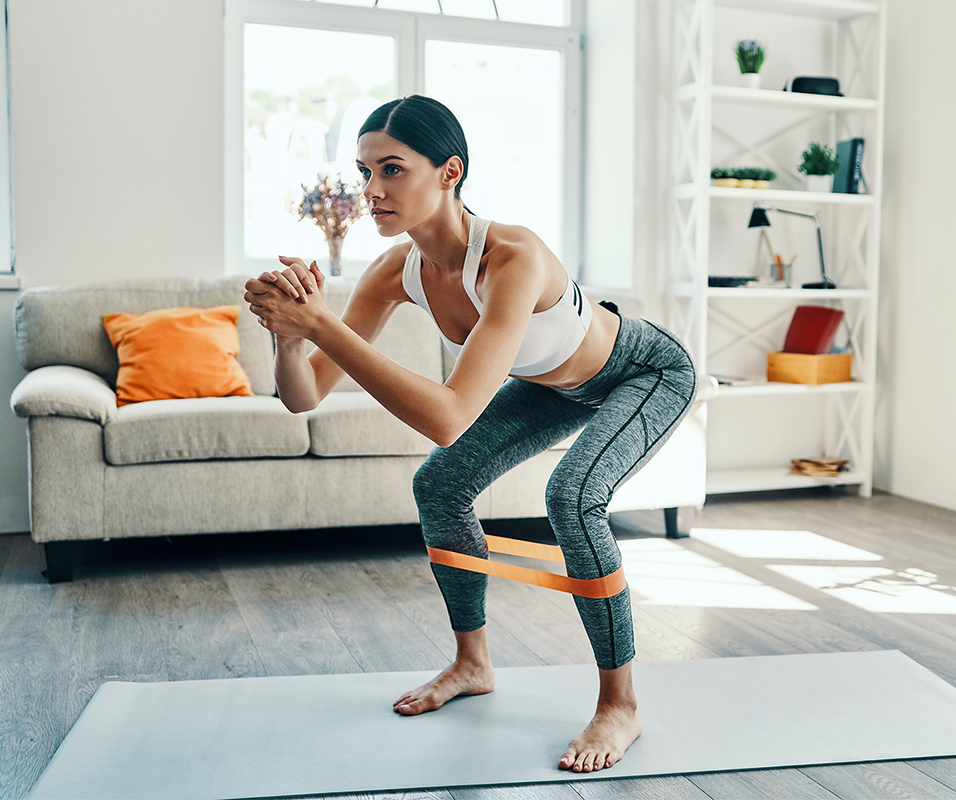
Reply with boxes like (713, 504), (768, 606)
(697, 374), (719, 402)
(10, 365), (117, 424)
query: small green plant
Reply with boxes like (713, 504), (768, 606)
(711, 167), (777, 183)
(734, 40), (765, 74)
(798, 142), (839, 176)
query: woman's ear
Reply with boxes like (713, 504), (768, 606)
(441, 156), (464, 192)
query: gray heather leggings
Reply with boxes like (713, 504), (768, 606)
(412, 315), (697, 671)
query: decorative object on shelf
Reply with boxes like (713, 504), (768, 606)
(298, 174), (368, 276)
(783, 76), (843, 97)
(832, 137), (866, 194)
(710, 167), (739, 188)
(765, 261), (793, 288)
(789, 456), (849, 477)
(708, 276), (754, 288)
(710, 167), (776, 189)
(768, 305), (851, 384)
(748, 203), (836, 289)
(767, 351), (852, 384)
(798, 142), (839, 193)
(713, 374), (766, 387)
(782, 305), (845, 354)
(734, 40), (765, 88)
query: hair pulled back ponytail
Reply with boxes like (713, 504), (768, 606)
(358, 95), (470, 205)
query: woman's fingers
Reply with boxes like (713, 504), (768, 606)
(308, 261), (324, 294)
(275, 256), (323, 301)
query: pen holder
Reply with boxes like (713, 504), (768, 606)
(770, 262), (793, 287)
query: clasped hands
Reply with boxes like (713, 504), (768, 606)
(244, 256), (328, 341)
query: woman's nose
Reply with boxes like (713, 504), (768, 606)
(363, 175), (382, 200)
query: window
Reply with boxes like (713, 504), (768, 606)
(224, 0), (583, 279)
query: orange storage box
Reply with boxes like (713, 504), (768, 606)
(766, 351), (852, 385)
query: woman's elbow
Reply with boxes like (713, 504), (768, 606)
(427, 414), (472, 449)
(277, 388), (325, 414)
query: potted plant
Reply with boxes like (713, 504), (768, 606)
(753, 168), (777, 190)
(734, 40), (765, 89)
(710, 167), (738, 188)
(710, 167), (777, 189)
(733, 167), (757, 189)
(798, 142), (839, 193)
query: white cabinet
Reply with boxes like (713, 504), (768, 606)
(667, 0), (886, 496)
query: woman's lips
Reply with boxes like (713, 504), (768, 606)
(371, 209), (394, 220)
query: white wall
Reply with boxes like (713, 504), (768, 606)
(876, 0), (956, 510)
(0, 0), (225, 532)
(0, 0), (953, 534)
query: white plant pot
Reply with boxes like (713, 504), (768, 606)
(740, 73), (761, 89)
(806, 174), (833, 193)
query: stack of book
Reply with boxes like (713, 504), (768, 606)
(790, 457), (849, 477)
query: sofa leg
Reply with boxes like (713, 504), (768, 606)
(43, 542), (74, 584)
(664, 507), (694, 539)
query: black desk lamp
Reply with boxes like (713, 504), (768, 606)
(747, 203), (836, 289)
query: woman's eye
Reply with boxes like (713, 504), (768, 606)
(383, 165), (401, 176)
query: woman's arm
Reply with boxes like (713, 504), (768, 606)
(302, 244), (546, 446)
(245, 248), (407, 413)
(249, 244), (547, 446)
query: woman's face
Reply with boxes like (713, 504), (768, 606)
(356, 131), (451, 236)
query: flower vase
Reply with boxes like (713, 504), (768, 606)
(740, 72), (761, 89)
(326, 236), (344, 277)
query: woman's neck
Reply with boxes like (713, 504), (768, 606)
(409, 203), (471, 272)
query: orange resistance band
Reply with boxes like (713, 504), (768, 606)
(426, 534), (627, 599)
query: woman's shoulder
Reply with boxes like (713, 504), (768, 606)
(352, 240), (415, 303)
(484, 220), (550, 261)
(369, 239), (415, 271)
(484, 220), (539, 247)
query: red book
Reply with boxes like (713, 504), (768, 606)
(782, 305), (845, 354)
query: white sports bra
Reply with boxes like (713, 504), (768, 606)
(401, 215), (593, 377)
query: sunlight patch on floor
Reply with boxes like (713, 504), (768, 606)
(767, 565), (956, 614)
(619, 539), (818, 610)
(690, 528), (883, 561)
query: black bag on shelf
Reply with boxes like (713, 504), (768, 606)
(784, 76), (843, 96)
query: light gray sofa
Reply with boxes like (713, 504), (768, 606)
(11, 275), (712, 583)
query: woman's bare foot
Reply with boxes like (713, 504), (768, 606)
(393, 627), (495, 715)
(558, 662), (643, 772)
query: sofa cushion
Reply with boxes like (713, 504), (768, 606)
(308, 392), (435, 457)
(14, 276), (276, 396)
(102, 306), (254, 406)
(104, 396), (309, 465)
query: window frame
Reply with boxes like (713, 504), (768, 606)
(223, 0), (584, 278)
(0, 0), (14, 284)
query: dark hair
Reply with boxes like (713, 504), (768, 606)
(358, 95), (469, 200)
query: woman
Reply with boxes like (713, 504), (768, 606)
(245, 95), (697, 773)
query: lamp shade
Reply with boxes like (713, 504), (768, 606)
(748, 207), (771, 228)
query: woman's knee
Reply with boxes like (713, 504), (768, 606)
(413, 451), (478, 517)
(545, 463), (610, 523)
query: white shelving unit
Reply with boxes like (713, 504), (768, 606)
(667, 0), (886, 497)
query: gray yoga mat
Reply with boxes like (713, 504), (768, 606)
(29, 650), (956, 799)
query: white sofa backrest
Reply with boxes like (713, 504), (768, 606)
(14, 277), (278, 396)
(14, 275), (447, 396)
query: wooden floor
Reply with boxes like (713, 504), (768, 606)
(3, 488), (956, 799)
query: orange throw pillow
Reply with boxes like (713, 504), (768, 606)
(102, 306), (254, 406)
